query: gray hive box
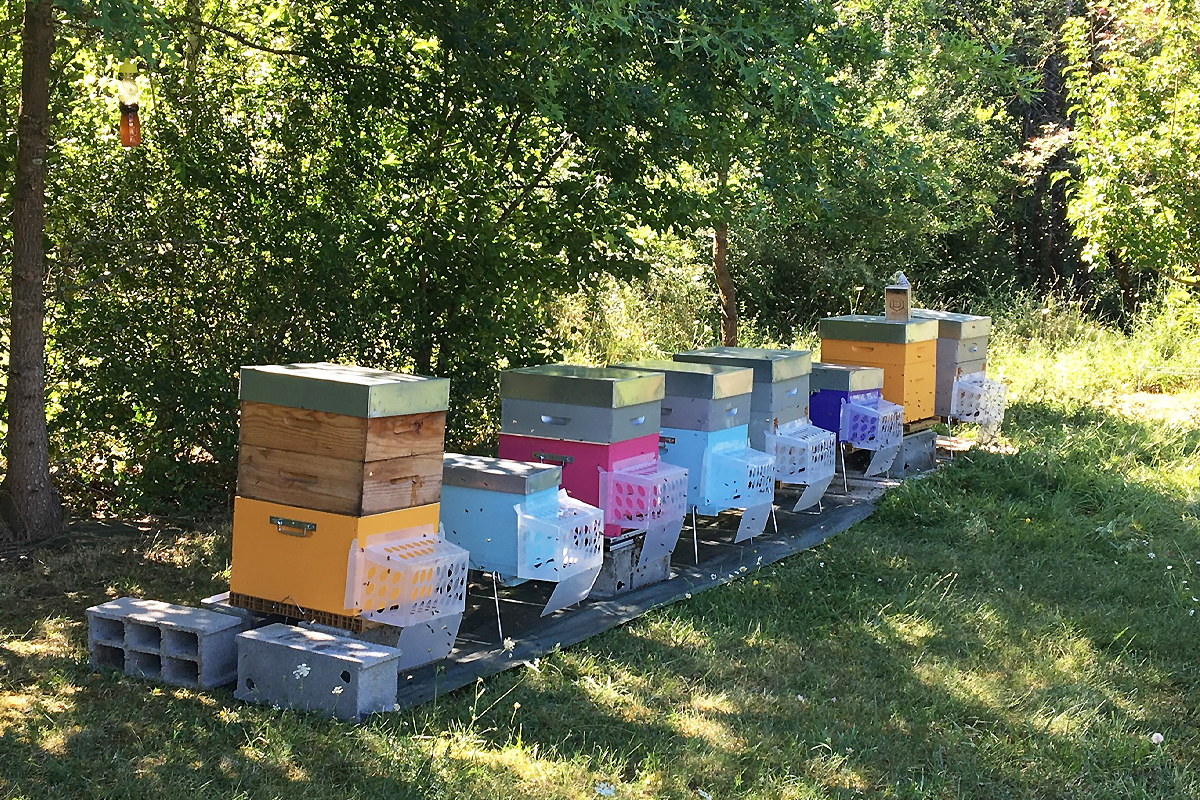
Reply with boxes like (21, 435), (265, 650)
(500, 365), (665, 443)
(673, 347), (811, 383)
(611, 360), (753, 400)
(441, 453), (561, 495)
(818, 315), (939, 344)
(673, 347), (811, 416)
(239, 362), (450, 417)
(810, 363), (885, 393)
(500, 364), (664, 407)
(911, 308), (992, 340)
(613, 360), (755, 432)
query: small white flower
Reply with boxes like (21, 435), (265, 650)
(332, 686), (343, 695)
(830, 696), (837, 702)
(1149, 552), (1156, 559)
(1151, 732), (1164, 745)
(796, 694), (805, 702)
(292, 663), (311, 679)
(739, 566), (747, 573)
(1190, 609), (1195, 617)
(684, 592), (693, 599)
(503, 637), (516, 652)
(594, 782), (616, 797)
(1168, 565), (1173, 570)
(819, 562), (825, 567)
(710, 574), (717, 580)
(697, 790), (713, 800)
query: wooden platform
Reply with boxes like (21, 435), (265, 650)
(393, 481), (888, 708)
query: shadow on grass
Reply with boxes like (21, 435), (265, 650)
(0, 400), (1197, 798)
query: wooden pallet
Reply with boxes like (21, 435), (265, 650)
(902, 417), (940, 435)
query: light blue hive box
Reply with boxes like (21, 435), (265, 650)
(613, 361), (774, 540)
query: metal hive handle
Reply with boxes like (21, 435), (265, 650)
(271, 516), (316, 537)
(540, 414), (570, 426)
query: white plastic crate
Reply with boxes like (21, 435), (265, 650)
(349, 536), (469, 627)
(708, 444), (775, 508)
(951, 374), (1006, 427)
(768, 419), (837, 485)
(601, 457), (689, 530)
(515, 490), (604, 581)
(840, 398), (904, 451)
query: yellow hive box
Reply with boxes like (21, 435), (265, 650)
(820, 339), (937, 422)
(229, 496), (440, 620)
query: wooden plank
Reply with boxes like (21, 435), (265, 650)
(395, 496), (878, 708)
(903, 417), (939, 435)
(239, 401), (445, 462)
(237, 446), (443, 515)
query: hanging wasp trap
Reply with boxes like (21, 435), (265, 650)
(117, 61), (141, 147)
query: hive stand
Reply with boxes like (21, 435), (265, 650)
(87, 597), (254, 688)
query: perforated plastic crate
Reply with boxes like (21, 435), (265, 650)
(768, 419), (837, 485)
(840, 397), (904, 451)
(950, 374), (1006, 427)
(707, 444), (775, 509)
(515, 490), (604, 581)
(601, 457), (689, 530)
(347, 536), (468, 627)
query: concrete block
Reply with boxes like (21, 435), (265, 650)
(589, 534), (671, 599)
(886, 429), (938, 477)
(87, 597), (249, 688)
(301, 612), (462, 672)
(235, 623), (400, 721)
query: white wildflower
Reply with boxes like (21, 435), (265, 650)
(594, 782), (616, 797)
(292, 663), (311, 679)
(1151, 732), (1164, 745)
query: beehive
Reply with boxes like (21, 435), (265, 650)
(439, 454), (603, 586)
(230, 363), (465, 636)
(818, 316), (940, 423)
(496, 365), (686, 538)
(910, 309), (991, 418)
(614, 360), (773, 518)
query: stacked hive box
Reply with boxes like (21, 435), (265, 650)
(496, 365), (687, 541)
(440, 454), (604, 614)
(673, 348), (836, 508)
(818, 316), (940, 423)
(809, 363), (901, 449)
(229, 363), (468, 655)
(910, 309), (993, 418)
(809, 363), (904, 476)
(613, 360), (773, 539)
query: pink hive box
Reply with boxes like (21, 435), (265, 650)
(498, 432), (660, 537)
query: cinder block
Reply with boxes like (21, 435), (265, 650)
(590, 535), (671, 599)
(302, 613), (462, 671)
(87, 597), (250, 688)
(235, 623), (400, 721)
(886, 429), (938, 477)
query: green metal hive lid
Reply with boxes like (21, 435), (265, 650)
(239, 362), (450, 418)
(672, 347), (812, 383)
(442, 453), (561, 495)
(810, 362), (885, 392)
(818, 315), (939, 344)
(610, 360), (754, 400)
(910, 308), (992, 339)
(500, 364), (665, 408)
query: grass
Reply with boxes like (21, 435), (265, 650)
(2, 301), (1200, 798)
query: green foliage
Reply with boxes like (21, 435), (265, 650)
(1063, 0), (1200, 287)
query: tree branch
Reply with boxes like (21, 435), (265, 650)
(495, 133), (574, 227)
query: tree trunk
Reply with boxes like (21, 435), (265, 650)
(4, 0), (61, 541)
(712, 170), (737, 346)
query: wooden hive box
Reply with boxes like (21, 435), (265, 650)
(237, 363), (449, 515)
(818, 316), (939, 423)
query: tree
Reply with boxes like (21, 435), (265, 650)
(1063, 0), (1200, 297)
(5, 0), (59, 540)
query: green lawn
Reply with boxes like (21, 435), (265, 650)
(2, 394), (1197, 799)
